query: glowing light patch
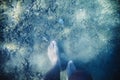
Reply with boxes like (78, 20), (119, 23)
(98, 0), (113, 14)
(10, 1), (22, 23)
(29, 54), (51, 72)
(4, 43), (18, 52)
(75, 9), (88, 22)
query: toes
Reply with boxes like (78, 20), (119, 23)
(51, 40), (57, 48)
(51, 40), (56, 46)
(48, 40), (56, 49)
(68, 60), (74, 67)
(48, 40), (58, 52)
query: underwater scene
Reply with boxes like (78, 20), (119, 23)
(0, 0), (120, 80)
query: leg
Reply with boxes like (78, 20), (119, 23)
(43, 41), (60, 80)
(66, 61), (92, 80)
(66, 60), (76, 79)
(44, 62), (60, 80)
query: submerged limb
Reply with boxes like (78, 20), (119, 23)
(44, 40), (60, 80)
(66, 60), (76, 78)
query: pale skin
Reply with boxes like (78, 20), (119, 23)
(43, 40), (61, 80)
(47, 40), (60, 66)
(46, 40), (75, 78)
(45, 40), (92, 80)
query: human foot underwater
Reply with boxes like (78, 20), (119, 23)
(44, 40), (92, 80)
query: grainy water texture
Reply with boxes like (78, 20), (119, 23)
(0, 0), (120, 80)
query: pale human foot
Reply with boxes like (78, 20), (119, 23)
(66, 60), (76, 78)
(47, 40), (60, 66)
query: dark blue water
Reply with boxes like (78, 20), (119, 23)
(0, 0), (120, 80)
